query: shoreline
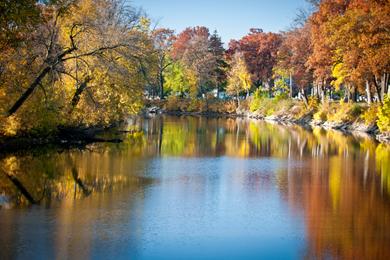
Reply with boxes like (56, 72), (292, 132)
(1, 110), (389, 154)
(0, 125), (124, 155)
(158, 109), (389, 144)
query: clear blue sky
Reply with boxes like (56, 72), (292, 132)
(131, 0), (310, 44)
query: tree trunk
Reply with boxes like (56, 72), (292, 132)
(69, 77), (92, 113)
(381, 73), (386, 102)
(301, 88), (309, 107)
(366, 80), (372, 104)
(317, 84), (321, 100)
(381, 72), (389, 97)
(7, 46), (77, 116)
(373, 76), (383, 104)
(345, 85), (350, 103)
(386, 72), (390, 95)
(159, 72), (164, 99)
(351, 85), (357, 102)
(320, 81), (326, 104)
(7, 66), (52, 116)
(387, 73), (390, 96)
(265, 81), (272, 98)
(313, 84), (318, 99)
(289, 72), (293, 98)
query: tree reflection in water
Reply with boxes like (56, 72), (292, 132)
(0, 115), (389, 259)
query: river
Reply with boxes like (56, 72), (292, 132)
(0, 115), (389, 259)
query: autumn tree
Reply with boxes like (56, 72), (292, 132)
(306, 0), (348, 102)
(164, 62), (195, 97)
(0, 0), (151, 134)
(308, 0), (390, 104)
(227, 29), (282, 96)
(226, 52), (251, 105)
(0, 0), (41, 51)
(327, 0), (390, 103)
(150, 28), (175, 99)
(275, 25), (313, 105)
(171, 26), (217, 97)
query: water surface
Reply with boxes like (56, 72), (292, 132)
(1, 116), (390, 259)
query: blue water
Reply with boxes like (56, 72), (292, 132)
(1, 116), (389, 259)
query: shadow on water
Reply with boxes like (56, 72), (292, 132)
(0, 115), (389, 259)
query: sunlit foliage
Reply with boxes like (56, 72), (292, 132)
(226, 52), (251, 104)
(0, 0), (150, 135)
(378, 95), (390, 133)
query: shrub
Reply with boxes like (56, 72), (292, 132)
(222, 100), (238, 113)
(188, 99), (206, 112)
(289, 105), (304, 119)
(350, 103), (363, 118)
(273, 99), (295, 116)
(361, 105), (378, 126)
(250, 88), (276, 112)
(274, 92), (289, 102)
(208, 99), (237, 114)
(377, 95), (390, 133)
(251, 98), (273, 116)
(165, 96), (180, 111)
(314, 110), (328, 121)
(249, 95), (295, 117)
(308, 96), (320, 110)
(313, 101), (331, 122)
(326, 101), (363, 123)
(250, 97), (262, 112)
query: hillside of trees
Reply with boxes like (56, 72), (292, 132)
(1, 0), (389, 138)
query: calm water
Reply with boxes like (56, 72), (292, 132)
(1, 116), (390, 259)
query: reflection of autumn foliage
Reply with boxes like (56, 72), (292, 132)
(0, 116), (389, 258)
(284, 154), (390, 259)
(376, 144), (390, 193)
(140, 117), (390, 259)
(0, 148), (153, 208)
(2, 116), (389, 208)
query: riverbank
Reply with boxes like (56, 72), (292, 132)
(1, 98), (389, 153)
(145, 97), (390, 144)
(0, 125), (125, 154)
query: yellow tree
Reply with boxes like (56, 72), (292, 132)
(1, 0), (151, 135)
(227, 52), (251, 106)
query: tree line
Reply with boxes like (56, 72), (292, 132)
(0, 0), (389, 136)
(154, 0), (389, 105)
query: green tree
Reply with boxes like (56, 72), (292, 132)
(164, 62), (193, 97)
(209, 30), (227, 98)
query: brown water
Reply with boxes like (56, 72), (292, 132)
(0, 115), (389, 259)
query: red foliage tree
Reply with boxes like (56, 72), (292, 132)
(171, 26), (224, 96)
(277, 24), (313, 102)
(227, 29), (282, 93)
